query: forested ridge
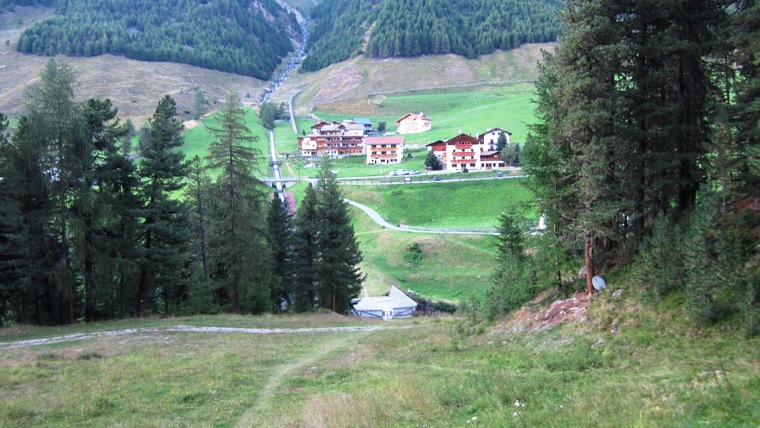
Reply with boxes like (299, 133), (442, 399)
(302, 0), (561, 72)
(14, 0), (299, 80)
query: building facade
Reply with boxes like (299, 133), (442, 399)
(365, 136), (405, 165)
(426, 133), (507, 171)
(298, 121), (365, 157)
(396, 112), (432, 134)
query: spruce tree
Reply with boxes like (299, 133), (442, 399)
(136, 95), (191, 317)
(314, 163), (365, 313)
(267, 195), (294, 312)
(292, 183), (319, 312)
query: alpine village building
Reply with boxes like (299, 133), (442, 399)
(396, 112), (432, 134)
(426, 128), (511, 171)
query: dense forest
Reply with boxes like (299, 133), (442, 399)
(0, 0), (53, 11)
(484, 0), (759, 334)
(301, 0), (562, 72)
(14, 0), (299, 79)
(0, 59), (365, 324)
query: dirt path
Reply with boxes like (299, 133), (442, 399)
(0, 324), (413, 349)
(235, 331), (370, 427)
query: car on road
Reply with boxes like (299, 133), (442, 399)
(497, 171), (504, 177)
(410, 170), (421, 175)
(388, 171), (398, 177)
(462, 168), (469, 173)
(433, 175), (441, 181)
(397, 169), (409, 175)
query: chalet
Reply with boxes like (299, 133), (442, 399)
(351, 286), (417, 320)
(365, 136), (404, 165)
(396, 112), (432, 134)
(298, 121), (365, 157)
(426, 132), (507, 171)
(478, 128), (511, 150)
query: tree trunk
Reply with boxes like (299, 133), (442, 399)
(585, 232), (594, 295)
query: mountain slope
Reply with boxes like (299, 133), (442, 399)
(15, 0), (299, 79)
(302, 0), (562, 72)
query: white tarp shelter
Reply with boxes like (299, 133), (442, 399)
(351, 286), (417, 320)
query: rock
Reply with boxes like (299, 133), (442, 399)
(612, 289), (623, 299)
(592, 275), (606, 291)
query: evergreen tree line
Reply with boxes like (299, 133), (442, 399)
(301, 0), (562, 72)
(0, 0), (54, 11)
(486, 0), (759, 333)
(0, 59), (365, 325)
(15, 0), (298, 80)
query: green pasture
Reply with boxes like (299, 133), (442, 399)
(343, 178), (535, 230)
(182, 107), (271, 175)
(1, 307), (757, 427)
(314, 83), (537, 145)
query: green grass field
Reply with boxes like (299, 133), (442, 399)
(343, 178), (535, 230)
(182, 107), (272, 175)
(1, 306), (757, 427)
(314, 83), (537, 145)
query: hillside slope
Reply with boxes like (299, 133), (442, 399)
(272, 42), (553, 117)
(302, 0), (561, 72)
(16, 0), (299, 79)
(0, 6), (270, 123)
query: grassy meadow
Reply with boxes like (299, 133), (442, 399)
(1, 301), (757, 427)
(343, 178), (535, 230)
(314, 83), (537, 145)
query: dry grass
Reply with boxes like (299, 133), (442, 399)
(275, 43), (555, 117)
(0, 7), (267, 125)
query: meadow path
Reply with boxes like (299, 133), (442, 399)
(0, 324), (414, 349)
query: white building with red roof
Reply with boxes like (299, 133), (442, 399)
(365, 136), (405, 165)
(396, 112), (432, 134)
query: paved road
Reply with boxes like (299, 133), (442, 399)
(344, 198), (498, 235)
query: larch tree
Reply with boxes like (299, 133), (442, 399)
(205, 92), (270, 314)
(24, 58), (83, 323)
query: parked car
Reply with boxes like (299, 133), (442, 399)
(397, 169), (409, 175)
(388, 171), (398, 177)
(497, 171), (504, 177)
(462, 168), (469, 173)
(433, 175), (441, 181)
(410, 170), (421, 175)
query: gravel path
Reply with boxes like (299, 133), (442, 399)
(0, 324), (416, 349)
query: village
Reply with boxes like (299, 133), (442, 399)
(297, 112), (517, 172)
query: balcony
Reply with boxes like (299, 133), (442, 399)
(370, 153), (400, 159)
(454, 143), (472, 149)
(457, 150), (475, 156)
(451, 158), (475, 164)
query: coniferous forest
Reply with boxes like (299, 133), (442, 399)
(484, 0), (759, 334)
(15, 0), (298, 79)
(0, 59), (365, 325)
(301, 0), (562, 72)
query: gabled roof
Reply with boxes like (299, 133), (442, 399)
(445, 134), (479, 144)
(478, 128), (512, 142)
(396, 112), (431, 123)
(426, 140), (446, 148)
(353, 118), (372, 125)
(365, 136), (405, 145)
(352, 286), (417, 312)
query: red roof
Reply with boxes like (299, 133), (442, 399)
(396, 113), (431, 123)
(365, 136), (405, 145)
(445, 134), (479, 145)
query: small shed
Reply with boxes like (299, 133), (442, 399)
(351, 286), (417, 320)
